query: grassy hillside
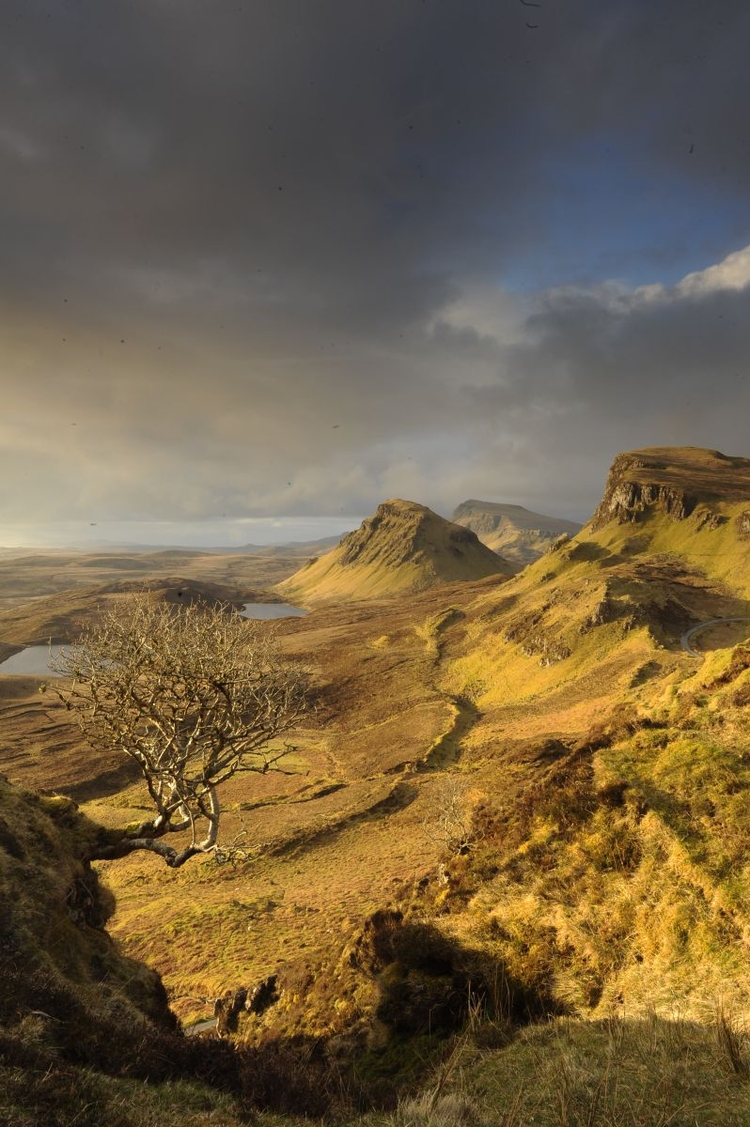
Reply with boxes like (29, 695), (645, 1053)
(4, 446), (750, 1124)
(421, 447), (750, 1029)
(0, 776), (249, 1127)
(277, 499), (512, 605)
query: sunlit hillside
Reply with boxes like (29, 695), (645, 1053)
(4, 447), (750, 1124)
(277, 498), (512, 604)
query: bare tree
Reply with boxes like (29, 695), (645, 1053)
(51, 595), (306, 867)
(426, 778), (483, 857)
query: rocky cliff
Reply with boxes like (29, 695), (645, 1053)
(590, 447), (750, 531)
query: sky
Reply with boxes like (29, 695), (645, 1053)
(3, 0), (750, 547)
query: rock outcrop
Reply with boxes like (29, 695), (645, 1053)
(590, 447), (750, 531)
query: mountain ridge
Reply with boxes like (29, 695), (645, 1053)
(451, 499), (582, 567)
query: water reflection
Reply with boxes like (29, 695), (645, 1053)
(239, 603), (306, 619)
(0, 605), (306, 676)
(0, 645), (66, 676)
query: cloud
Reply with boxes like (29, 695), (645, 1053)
(2, 0), (750, 533)
(674, 245), (750, 298)
(436, 243), (750, 515)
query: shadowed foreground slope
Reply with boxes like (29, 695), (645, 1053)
(0, 775), (245, 1125)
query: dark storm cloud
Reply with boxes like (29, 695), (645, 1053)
(8, 0), (748, 298)
(438, 251), (750, 517)
(3, 0), (750, 529)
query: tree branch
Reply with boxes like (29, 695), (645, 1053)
(50, 594), (308, 868)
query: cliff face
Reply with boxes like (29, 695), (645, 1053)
(590, 448), (750, 531)
(591, 457), (697, 529)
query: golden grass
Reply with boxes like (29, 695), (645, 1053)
(0, 547), (304, 610)
(372, 1012), (750, 1127)
(4, 452), (750, 1117)
(582, 503), (750, 598)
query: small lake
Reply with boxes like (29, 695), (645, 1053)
(0, 605), (307, 676)
(240, 603), (306, 619)
(0, 644), (67, 677)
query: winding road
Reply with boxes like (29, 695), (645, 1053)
(680, 618), (750, 657)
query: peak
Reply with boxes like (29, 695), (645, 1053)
(339, 499), (500, 567)
(375, 498), (434, 516)
(454, 500), (533, 515)
(450, 500), (582, 566)
(277, 497), (512, 603)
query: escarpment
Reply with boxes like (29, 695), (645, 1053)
(590, 447), (750, 531)
(591, 453), (697, 529)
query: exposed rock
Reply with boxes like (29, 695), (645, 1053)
(592, 472), (696, 530)
(691, 508), (725, 531)
(590, 447), (750, 531)
(247, 974), (279, 1015)
(581, 595), (619, 631)
(737, 511), (750, 540)
(214, 987), (248, 1035)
